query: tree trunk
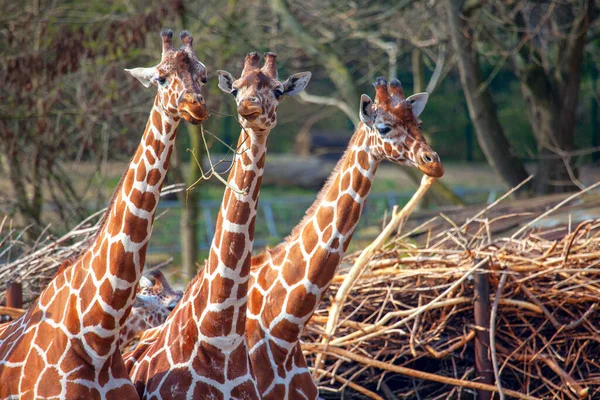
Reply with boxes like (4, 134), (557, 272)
(181, 125), (201, 280)
(511, 1), (593, 194)
(169, 125), (202, 281)
(517, 70), (577, 194)
(592, 65), (599, 163)
(412, 49), (425, 93)
(6, 146), (42, 236)
(411, 48), (464, 207)
(444, 0), (531, 193)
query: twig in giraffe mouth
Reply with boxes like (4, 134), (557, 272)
(184, 125), (249, 198)
(208, 108), (235, 118)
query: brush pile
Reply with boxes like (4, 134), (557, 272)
(302, 188), (600, 399)
(0, 211), (103, 306)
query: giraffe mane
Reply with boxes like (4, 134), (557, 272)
(182, 261), (206, 293)
(53, 255), (78, 278)
(264, 124), (366, 259)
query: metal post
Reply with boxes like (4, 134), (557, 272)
(263, 202), (278, 238)
(203, 206), (215, 242)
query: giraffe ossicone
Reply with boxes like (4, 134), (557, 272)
(124, 52), (311, 400)
(0, 29), (207, 399)
(245, 76), (443, 399)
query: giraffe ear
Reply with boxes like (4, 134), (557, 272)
(217, 70), (235, 93)
(282, 72), (311, 97)
(406, 92), (429, 117)
(125, 67), (158, 88)
(359, 94), (374, 125)
(139, 276), (154, 288)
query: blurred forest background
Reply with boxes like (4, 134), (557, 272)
(1, 0), (599, 280)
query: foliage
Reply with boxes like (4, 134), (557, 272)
(0, 0), (184, 233)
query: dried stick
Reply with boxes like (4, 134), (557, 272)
(0, 306), (26, 319)
(186, 125), (248, 197)
(330, 259), (487, 347)
(304, 345), (541, 400)
(313, 175), (436, 377)
(430, 175), (533, 248)
(511, 181), (600, 239)
(424, 330), (476, 359)
(310, 368), (384, 400)
(490, 269), (508, 400)
(495, 343), (589, 398)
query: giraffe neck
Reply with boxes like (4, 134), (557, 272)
(119, 308), (149, 350)
(247, 124), (379, 396)
(124, 127), (268, 399)
(193, 126), (268, 342)
(68, 94), (180, 348)
(119, 306), (164, 351)
(0, 93), (180, 399)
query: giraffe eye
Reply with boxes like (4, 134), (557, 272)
(377, 125), (392, 135)
(231, 88), (238, 97)
(274, 89), (283, 99)
(157, 77), (167, 86)
(167, 301), (178, 311)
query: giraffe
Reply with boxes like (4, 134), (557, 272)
(0, 29), (207, 399)
(246, 77), (444, 399)
(124, 52), (311, 399)
(119, 270), (183, 351)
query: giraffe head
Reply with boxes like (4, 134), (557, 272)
(359, 77), (443, 177)
(217, 52), (311, 132)
(133, 270), (183, 320)
(126, 29), (208, 124)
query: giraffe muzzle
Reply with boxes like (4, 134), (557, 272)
(417, 151), (444, 178)
(178, 92), (208, 124)
(238, 107), (262, 121)
(238, 98), (263, 121)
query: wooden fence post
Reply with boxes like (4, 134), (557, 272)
(474, 260), (493, 400)
(6, 282), (23, 309)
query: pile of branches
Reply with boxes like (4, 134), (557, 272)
(0, 211), (103, 306)
(303, 186), (600, 399)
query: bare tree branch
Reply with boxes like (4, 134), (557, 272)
(297, 92), (358, 126)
